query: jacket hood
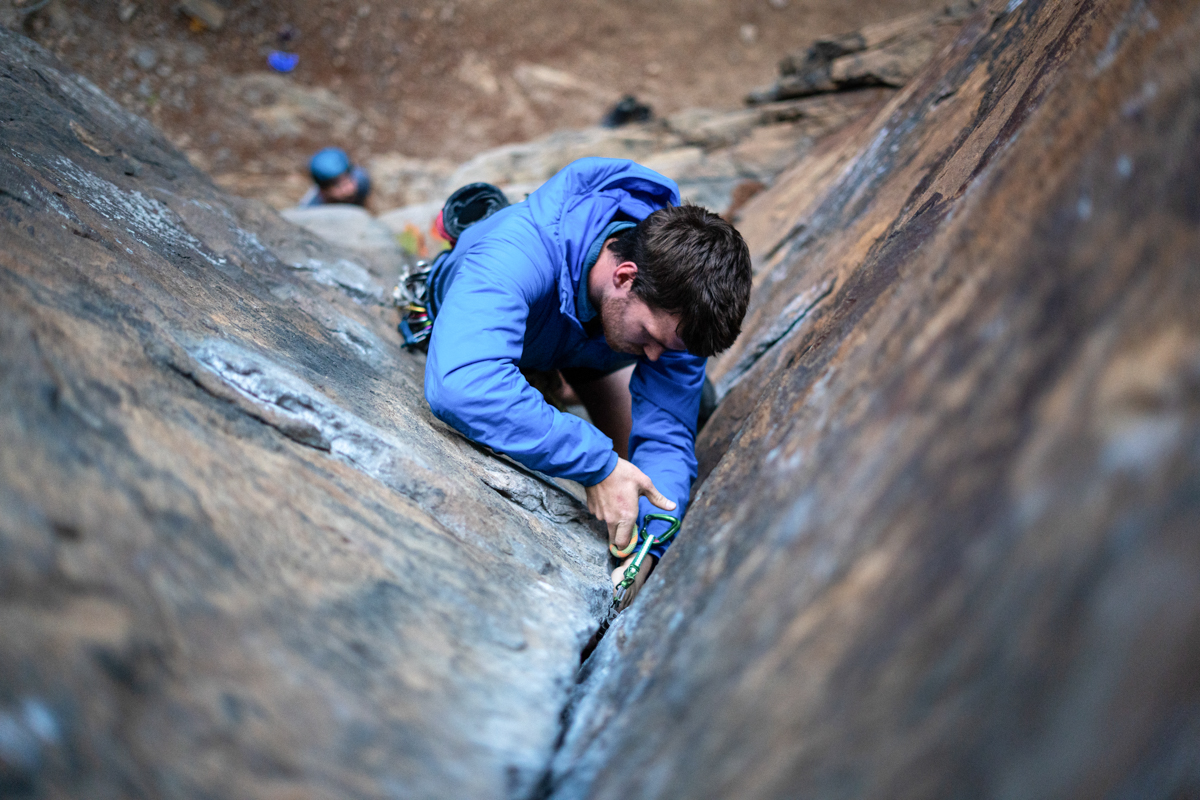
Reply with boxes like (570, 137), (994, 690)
(524, 158), (680, 323)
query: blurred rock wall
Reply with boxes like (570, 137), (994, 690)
(549, 0), (1200, 798)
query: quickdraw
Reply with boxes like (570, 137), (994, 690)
(395, 262), (433, 351)
(579, 514), (682, 662)
(612, 513), (681, 609)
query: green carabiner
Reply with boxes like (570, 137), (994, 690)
(612, 514), (681, 608)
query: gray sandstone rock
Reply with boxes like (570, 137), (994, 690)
(364, 152), (457, 211)
(378, 199), (446, 240)
(130, 45), (157, 71)
(447, 125), (680, 189)
(280, 205), (405, 263)
(178, 0), (225, 31)
(748, 4), (973, 103)
(419, 93), (892, 220)
(548, 1), (1200, 798)
(220, 72), (361, 141)
(0, 28), (610, 799)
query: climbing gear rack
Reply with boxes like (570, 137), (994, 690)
(395, 262), (433, 351)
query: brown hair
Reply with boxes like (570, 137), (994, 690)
(608, 204), (752, 357)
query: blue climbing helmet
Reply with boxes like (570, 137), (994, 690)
(310, 147), (351, 187)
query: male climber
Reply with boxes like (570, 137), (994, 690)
(299, 147), (371, 208)
(419, 158), (751, 606)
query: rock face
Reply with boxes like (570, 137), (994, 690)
(0, 28), (612, 799)
(325, 7), (966, 251)
(747, 1), (978, 104)
(367, 88), (896, 257)
(550, 1), (1200, 798)
(278, 5), (969, 242)
(280, 205), (406, 261)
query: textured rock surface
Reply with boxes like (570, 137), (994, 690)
(369, 89), (896, 257)
(340, 7), (957, 247)
(219, 71), (361, 147)
(0, 28), (612, 799)
(551, 1), (1200, 798)
(280, 205), (405, 261)
(747, 2), (976, 104)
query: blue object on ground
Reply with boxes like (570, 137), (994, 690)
(268, 51), (299, 72)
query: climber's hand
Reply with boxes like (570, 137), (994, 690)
(585, 457), (675, 554)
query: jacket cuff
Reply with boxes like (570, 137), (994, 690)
(579, 450), (620, 487)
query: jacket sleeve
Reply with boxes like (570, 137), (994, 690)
(628, 350), (704, 557)
(424, 244), (620, 486)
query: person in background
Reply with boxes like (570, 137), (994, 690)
(299, 147), (371, 207)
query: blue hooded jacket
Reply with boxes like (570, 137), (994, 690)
(424, 158), (704, 549)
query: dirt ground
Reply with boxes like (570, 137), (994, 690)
(19, 0), (946, 208)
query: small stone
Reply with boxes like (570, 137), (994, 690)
(768, 0), (788, 7)
(1077, 194), (1093, 220)
(131, 46), (157, 71)
(117, 2), (138, 23)
(740, 24), (759, 45)
(1116, 154), (1133, 178)
(21, 699), (59, 746)
(178, 0), (226, 31)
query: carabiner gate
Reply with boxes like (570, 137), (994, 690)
(612, 513), (681, 609)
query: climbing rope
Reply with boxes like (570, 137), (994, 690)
(612, 513), (681, 609)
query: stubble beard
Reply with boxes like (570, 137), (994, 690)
(598, 293), (639, 356)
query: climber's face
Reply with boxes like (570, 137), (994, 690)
(320, 171), (358, 203)
(598, 278), (686, 362)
